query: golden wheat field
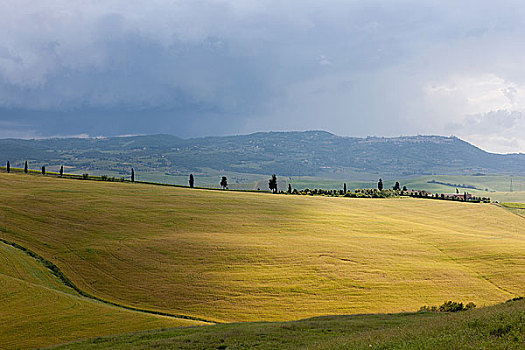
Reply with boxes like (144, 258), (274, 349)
(1, 173), (524, 331)
(0, 239), (203, 349)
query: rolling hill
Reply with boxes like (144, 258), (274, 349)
(1, 172), (525, 348)
(1, 132), (524, 180)
(1, 173), (524, 326)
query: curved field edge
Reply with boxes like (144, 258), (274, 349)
(0, 236), (215, 324)
(1, 173), (525, 322)
(50, 299), (525, 350)
(0, 241), (205, 350)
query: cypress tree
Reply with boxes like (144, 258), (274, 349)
(189, 174), (194, 188)
(6, 161), (10, 173)
(131, 168), (135, 182)
(378, 178), (383, 190)
(269, 174), (277, 193)
(344, 183), (347, 193)
(288, 184), (292, 193)
(24, 161), (28, 174)
(42, 166), (46, 175)
(59, 165), (64, 177)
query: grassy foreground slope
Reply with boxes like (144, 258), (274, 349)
(1, 173), (524, 323)
(53, 299), (525, 350)
(0, 242), (202, 350)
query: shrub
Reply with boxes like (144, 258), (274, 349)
(82, 173), (89, 180)
(439, 301), (464, 312)
(420, 301), (475, 313)
(465, 302), (476, 310)
(419, 305), (437, 312)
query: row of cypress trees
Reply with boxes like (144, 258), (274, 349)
(4, 162), (403, 193)
(4, 160), (136, 183)
(2, 160), (117, 180)
(4, 160), (54, 175)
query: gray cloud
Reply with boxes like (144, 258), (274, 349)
(449, 110), (525, 153)
(463, 110), (524, 131)
(1, 1), (525, 152)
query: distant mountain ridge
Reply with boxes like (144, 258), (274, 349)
(0, 131), (524, 177)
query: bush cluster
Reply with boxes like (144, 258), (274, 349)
(419, 300), (476, 313)
(345, 189), (399, 198)
(405, 190), (490, 203)
(100, 175), (125, 182)
(289, 188), (400, 198)
(287, 187), (490, 202)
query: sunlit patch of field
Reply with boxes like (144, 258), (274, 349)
(0, 241), (203, 350)
(1, 173), (524, 324)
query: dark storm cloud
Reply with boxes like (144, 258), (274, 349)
(1, 1), (525, 152)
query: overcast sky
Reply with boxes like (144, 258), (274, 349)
(1, 1), (525, 153)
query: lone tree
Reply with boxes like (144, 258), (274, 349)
(344, 183), (347, 193)
(131, 168), (135, 182)
(41, 166), (46, 175)
(220, 176), (228, 189)
(6, 161), (10, 173)
(393, 181), (400, 191)
(24, 161), (28, 174)
(269, 174), (277, 193)
(378, 178), (383, 190)
(189, 174), (194, 188)
(288, 184), (292, 193)
(59, 165), (64, 177)
(402, 185), (407, 191)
